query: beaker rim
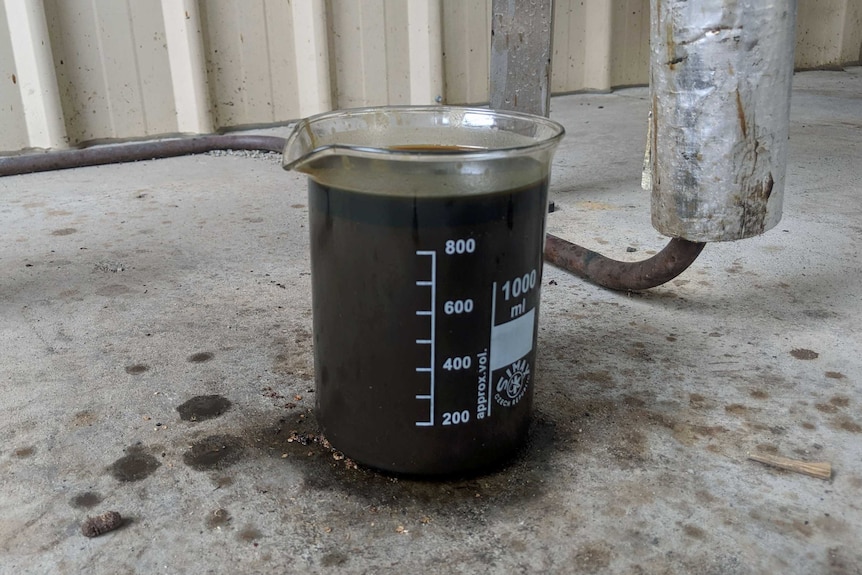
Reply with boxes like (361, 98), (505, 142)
(283, 105), (565, 172)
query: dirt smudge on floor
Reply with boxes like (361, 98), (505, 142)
(790, 348), (819, 360)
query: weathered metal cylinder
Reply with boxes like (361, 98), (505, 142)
(649, 0), (798, 242)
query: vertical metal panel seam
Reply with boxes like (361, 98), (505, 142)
(262, 0), (276, 123)
(384, 0), (395, 103)
(124, 0), (150, 132)
(88, 0), (116, 135)
(407, 0), (443, 104)
(361, 1), (374, 104)
(583, 0), (612, 90)
(4, 0), (67, 148)
(291, 0), (332, 116)
(161, 0), (213, 134)
(232, 0), (247, 122)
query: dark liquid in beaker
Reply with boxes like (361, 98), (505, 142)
(307, 176), (548, 475)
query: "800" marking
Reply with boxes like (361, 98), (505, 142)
(445, 238), (476, 255)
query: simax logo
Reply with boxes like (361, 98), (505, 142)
(494, 359), (530, 407)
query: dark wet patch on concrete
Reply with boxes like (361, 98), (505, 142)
(321, 552), (349, 567)
(238, 409), (561, 520)
(70, 492), (102, 509)
(109, 445), (161, 482)
(13, 446), (35, 457)
(187, 351), (214, 363)
(837, 420), (862, 433)
(177, 395), (232, 422)
(724, 404), (748, 415)
(125, 364), (149, 375)
(51, 227), (77, 236)
(183, 434), (245, 471)
(238, 526), (262, 542)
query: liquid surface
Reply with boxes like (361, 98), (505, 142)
(388, 144), (487, 152)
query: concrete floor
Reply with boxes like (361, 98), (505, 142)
(1, 67), (860, 574)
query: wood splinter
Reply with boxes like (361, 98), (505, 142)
(747, 452), (832, 480)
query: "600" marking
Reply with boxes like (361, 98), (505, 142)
(444, 299), (474, 315)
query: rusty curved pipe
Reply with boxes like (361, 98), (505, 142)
(544, 233), (705, 292)
(1, 135), (704, 291)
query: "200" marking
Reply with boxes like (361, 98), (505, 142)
(442, 410), (470, 425)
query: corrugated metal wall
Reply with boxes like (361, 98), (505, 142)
(2, 0), (861, 152)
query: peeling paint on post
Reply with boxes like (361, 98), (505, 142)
(649, 0), (798, 242)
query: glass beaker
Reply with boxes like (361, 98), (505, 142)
(283, 106), (564, 475)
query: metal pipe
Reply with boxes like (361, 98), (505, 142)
(0, 135), (285, 177)
(649, 0), (798, 241)
(544, 234), (706, 292)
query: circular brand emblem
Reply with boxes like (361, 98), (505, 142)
(494, 359), (530, 407)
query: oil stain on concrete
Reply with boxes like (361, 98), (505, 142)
(183, 435), (246, 471)
(109, 445), (161, 482)
(13, 446), (35, 458)
(177, 395), (232, 422)
(70, 492), (102, 509)
(125, 364), (149, 375)
(187, 351), (214, 363)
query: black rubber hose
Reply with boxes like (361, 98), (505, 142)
(0, 134), (705, 290)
